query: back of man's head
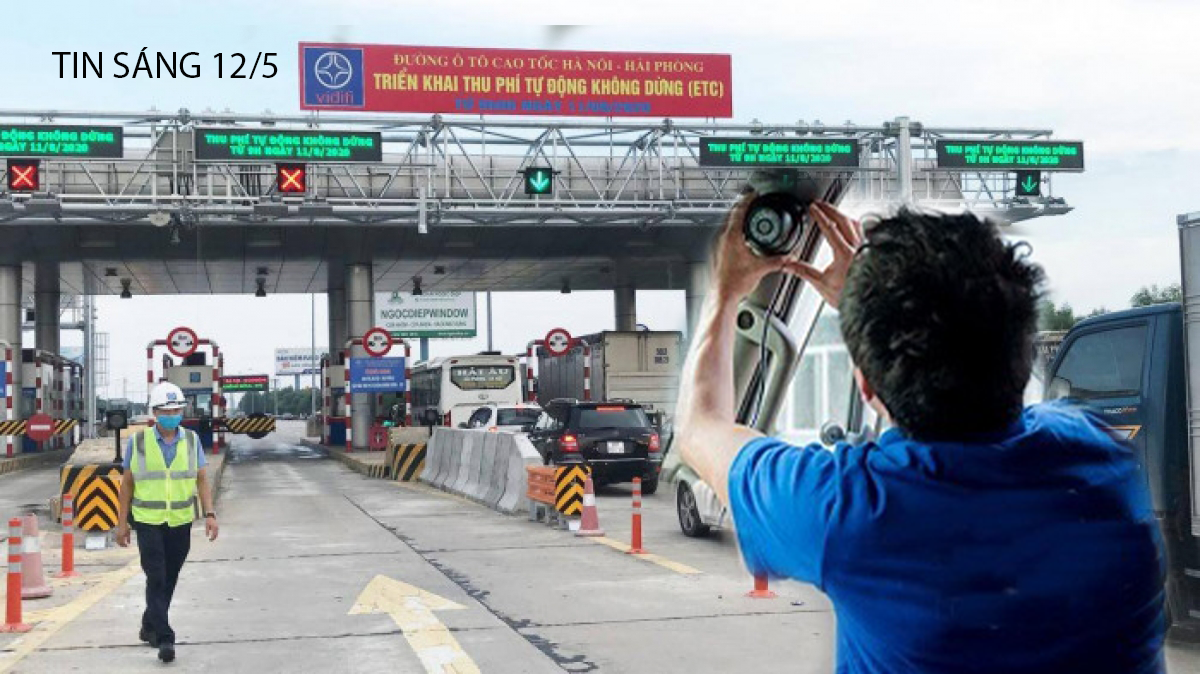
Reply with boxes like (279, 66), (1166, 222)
(839, 208), (1044, 441)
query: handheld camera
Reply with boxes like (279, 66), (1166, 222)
(742, 170), (820, 257)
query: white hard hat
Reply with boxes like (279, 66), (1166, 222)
(149, 382), (187, 411)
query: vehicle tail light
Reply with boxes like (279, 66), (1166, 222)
(444, 412), (452, 426)
(488, 427), (497, 433)
(649, 433), (660, 452)
(560, 434), (579, 453)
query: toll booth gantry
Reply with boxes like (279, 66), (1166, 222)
(0, 108), (1083, 453)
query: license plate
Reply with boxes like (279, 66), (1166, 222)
(607, 441), (626, 454)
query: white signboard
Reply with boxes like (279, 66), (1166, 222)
(374, 292), (477, 338)
(275, 348), (326, 376)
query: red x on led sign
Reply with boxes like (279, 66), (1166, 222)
(276, 163), (307, 194)
(7, 160), (39, 191)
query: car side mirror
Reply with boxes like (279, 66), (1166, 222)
(1047, 377), (1072, 401)
(820, 421), (847, 447)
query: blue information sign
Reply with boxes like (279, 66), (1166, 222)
(349, 357), (407, 393)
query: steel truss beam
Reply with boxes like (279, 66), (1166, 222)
(0, 110), (1073, 226)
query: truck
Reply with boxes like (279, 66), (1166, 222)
(1041, 210), (1200, 640)
(536, 331), (682, 429)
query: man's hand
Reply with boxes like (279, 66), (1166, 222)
(788, 202), (864, 309)
(205, 516), (219, 542)
(711, 193), (816, 302)
(116, 522), (131, 548)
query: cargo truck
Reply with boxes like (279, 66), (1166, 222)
(536, 331), (683, 426)
(1040, 210), (1200, 640)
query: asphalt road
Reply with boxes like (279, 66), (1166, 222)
(1, 422), (1198, 672)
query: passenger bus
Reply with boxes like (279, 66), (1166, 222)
(410, 353), (524, 428)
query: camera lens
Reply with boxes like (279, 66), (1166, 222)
(743, 192), (805, 257)
(748, 207), (790, 251)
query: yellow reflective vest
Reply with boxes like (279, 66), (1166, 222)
(130, 427), (200, 527)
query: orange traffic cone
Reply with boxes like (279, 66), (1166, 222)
(20, 514), (52, 599)
(575, 477), (605, 537)
(746, 574), (777, 599)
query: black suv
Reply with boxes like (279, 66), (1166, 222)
(529, 399), (662, 495)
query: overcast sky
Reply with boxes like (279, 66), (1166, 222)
(5, 0), (1196, 400)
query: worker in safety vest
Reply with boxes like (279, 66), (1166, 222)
(116, 381), (219, 664)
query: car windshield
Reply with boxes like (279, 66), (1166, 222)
(575, 407), (649, 429)
(496, 408), (540, 426)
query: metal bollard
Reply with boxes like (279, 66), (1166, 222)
(627, 477), (646, 555)
(57, 494), (79, 579)
(2, 518), (32, 632)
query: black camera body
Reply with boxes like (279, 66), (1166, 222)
(742, 170), (820, 257)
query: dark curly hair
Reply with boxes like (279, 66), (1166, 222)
(839, 208), (1044, 441)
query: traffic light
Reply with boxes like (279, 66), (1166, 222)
(6, 159), (40, 192)
(1015, 171), (1041, 197)
(523, 167), (554, 195)
(276, 163), (307, 194)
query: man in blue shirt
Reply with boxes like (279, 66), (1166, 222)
(676, 198), (1165, 673)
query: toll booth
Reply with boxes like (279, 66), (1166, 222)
(19, 349), (83, 453)
(147, 328), (228, 452)
(320, 354), (347, 446)
(162, 352), (219, 449)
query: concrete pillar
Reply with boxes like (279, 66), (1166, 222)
(326, 261), (347, 364)
(0, 265), (22, 456)
(614, 284), (637, 332)
(685, 260), (711, 340)
(346, 263), (374, 450)
(34, 261), (60, 357)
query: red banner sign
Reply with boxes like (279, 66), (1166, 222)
(299, 43), (732, 118)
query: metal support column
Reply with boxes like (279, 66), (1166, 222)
(895, 116), (914, 205)
(84, 293), (96, 438)
(346, 263), (374, 451)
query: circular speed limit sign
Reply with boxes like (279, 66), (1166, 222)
(166, 326), (199, 359)
(544, 328), (573, 357)
(363, 327), (393, 358)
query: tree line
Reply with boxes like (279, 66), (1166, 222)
(1039, 283), (1181, 331)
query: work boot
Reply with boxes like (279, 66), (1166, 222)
(139, 627), (159, 648)
(158, 643), (175, 663)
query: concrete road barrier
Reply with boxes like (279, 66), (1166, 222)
(451, 433), (477, 494)
(418, 428), (541, 515)
(496, 435), (542, 514)
(467, 433), (497, 503)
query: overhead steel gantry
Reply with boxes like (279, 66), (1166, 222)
(0, 109), (1073, 229)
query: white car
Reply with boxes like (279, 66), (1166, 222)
(462, 403), (543, 433)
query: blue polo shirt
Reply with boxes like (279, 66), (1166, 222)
(729, 402), (1165, 674)
(122, 426), (208, 471)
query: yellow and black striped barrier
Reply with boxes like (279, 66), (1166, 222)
(389, 443), (426, 482)
(60, 463), (123, 532)
(224, 416), (276, 437)
(0, 420), (27, 435)
(54, 419), (79, 435)
(555, 465), (589, 517)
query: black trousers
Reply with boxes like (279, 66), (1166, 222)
(134, 521), (192, 645)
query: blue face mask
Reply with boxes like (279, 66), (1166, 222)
(157, 414), (184, 431)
